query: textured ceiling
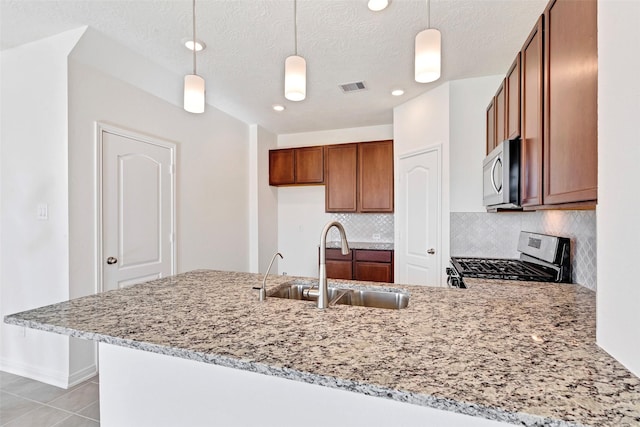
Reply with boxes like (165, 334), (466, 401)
(0, 0), (547, 134)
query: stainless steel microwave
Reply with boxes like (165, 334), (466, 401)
(482, 138), (520, 209)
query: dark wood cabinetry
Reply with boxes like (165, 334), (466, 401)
(325, 144), (358, 212)
(325, 248), (354, 280)
(520, 16), (544, 207)
(486, 99), (496, 154)
(269, 146), (324, 186)
(325, 248), (394, 283)
(495, 80), (506, 147)
(358, 140), (394, 213)
(325, 140), (393, 213)
(485, 0), (597, 209)
(543, 0), (598, 206)
(506, 54), (521, 140)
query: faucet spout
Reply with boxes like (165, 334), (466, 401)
(317, 221), (350, 309)
(258, 252), (283, 301)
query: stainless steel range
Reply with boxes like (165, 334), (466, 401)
(447, 231), (571, 289)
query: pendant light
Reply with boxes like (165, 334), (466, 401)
(284, 0), (306, 101)
(414, 0), (441, 83)
(184, 0), (205, 113)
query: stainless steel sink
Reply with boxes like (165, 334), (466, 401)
(269, 281), (409, 310)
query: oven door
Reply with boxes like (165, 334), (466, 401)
(483, 138), (520, 209)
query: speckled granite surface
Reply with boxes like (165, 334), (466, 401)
(4, 270), (640, 426)
(325, 241), (394, 250)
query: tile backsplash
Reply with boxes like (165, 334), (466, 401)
(328, 213), (394, 243)
(451, 210), (596, 290)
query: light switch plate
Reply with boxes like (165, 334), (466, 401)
(37, 203), (48, 220)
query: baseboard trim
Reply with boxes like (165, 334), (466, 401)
(0, 358), (97, 388)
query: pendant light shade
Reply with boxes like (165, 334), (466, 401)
(184, 0), (205, 113)
(415, 28), (441, 83)
(184, 74), (205, 113)
(285, 55), (306, 101)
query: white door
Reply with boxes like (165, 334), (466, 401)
(100, 126), (176, 291)
(396, 148), (441, 286)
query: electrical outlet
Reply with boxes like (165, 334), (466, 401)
(372, 233), (381, 240)
(282, 272), (288, 276)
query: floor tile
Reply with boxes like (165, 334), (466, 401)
(76, 401), (99, 422)
(47, 383), (99, 413)
(0, 391), (42, 425)
(0, 372), (26, 389)
(51, 415), (99, 427)
(2, 377), (70, 404)
(2, 405), (71, 427)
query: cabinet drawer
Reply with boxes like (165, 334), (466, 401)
(354, 262), (393, 283)
(326, 260), (353, 280)
(325, 248), (353, 261)
(355, 250), (392, 263)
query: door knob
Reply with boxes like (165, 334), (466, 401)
(106, 256), (118, 265)
(427, 248), (435, 255)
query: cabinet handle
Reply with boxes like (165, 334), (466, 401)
(106, 256), (118, 265)
(427, 248), (435, 255)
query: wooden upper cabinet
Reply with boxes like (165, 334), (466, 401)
(495, 80), (507, 145)
(506, 54), (521, 140)
(520, 16), (544, 207)
(269, 146), (324, 186)
(543, 0), (598, 205)
(325, 143), (358, 212)
(358, 140), (394, 212)
(486, 98), (496, 154)
(269, 149), (295, 186)
(294, 146), (324, 184)
(325, 140), (394, 213)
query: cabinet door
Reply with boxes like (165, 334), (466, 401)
(495, 80), (506, 145)
(269, 149), (295, 186)
(358, 140), (394, 213)
(543, 0), (597, 205)
(325, 144), (358, 212)
(354, 262), (393, 283)
(486, 98), (496, 154)
(521, 16), (544, 207)
(295, 146), (324, 184)
(326, 260), (353, 280)
(506, 54), (521, 140)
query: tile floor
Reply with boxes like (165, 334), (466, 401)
(0, 371), (99, 427)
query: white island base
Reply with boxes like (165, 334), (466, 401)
(99, 343), (510, 427)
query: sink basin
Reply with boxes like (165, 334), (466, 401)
(269, 281), (409, 310)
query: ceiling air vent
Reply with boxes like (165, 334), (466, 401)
(339, 81), (367, 93)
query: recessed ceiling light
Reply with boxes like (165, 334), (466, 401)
(272, 104), (286, 112)
(391, 89), (405, 96)
(183, 38), (206, 52)
(368, 0), (389, 12)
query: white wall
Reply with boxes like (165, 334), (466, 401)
(248, 125), (278, 273)
(449, 76), (504, 212)
(393, 83), (450, 285)
(1, 27), (251, 386)
(596, 0), (640, 377)
(0, 28), (85, 387)
(276, 125), (393, 278)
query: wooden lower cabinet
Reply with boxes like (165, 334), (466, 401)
(324, 248), (394, 283)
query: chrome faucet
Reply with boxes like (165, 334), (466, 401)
(256, 252), (283, 301)
(309, 221), (350, 309)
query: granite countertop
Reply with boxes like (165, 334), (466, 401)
(325, 241), (394, 250)
(4, 270), (640, 426)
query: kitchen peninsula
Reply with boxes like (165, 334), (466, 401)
(4, 270), (640, 426)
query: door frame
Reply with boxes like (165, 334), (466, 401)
(395, 144), (443, 286)
(95, 122), (177, 293)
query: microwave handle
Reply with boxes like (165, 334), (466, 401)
(490, 157), (502, 193)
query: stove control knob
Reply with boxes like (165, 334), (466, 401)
(427, 248), (436, 255)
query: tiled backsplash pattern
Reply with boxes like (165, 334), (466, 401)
(329, 214), (394, 243)
(451, 211), (596, 290)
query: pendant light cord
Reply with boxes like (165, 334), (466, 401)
(192, 0), (197, 75)
(426, 0), (430, 28)
(294, 0), (298, 55)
